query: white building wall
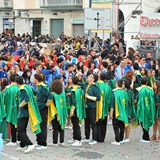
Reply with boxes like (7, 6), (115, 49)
(14, 18), (30, 35)
(0, 0), (160, 39)
(120, 0), (160, 41)
(0, 18), (3, 33)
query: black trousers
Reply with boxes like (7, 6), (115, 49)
(52, 116), (64, 144)
(36, 107), (47, 146)
(97, 116), (108, 142)
(17, 117), (32, 147)
(10, 123), (17, 143)
(71, 114), (81, 141)
(112, 118), (124, 142)
(85, 108), (97, 141)
(141, 123), (150, 141)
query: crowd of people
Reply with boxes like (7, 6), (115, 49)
(0, 32), (159, 154)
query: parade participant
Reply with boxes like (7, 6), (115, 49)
(33, 74), (52, 149)
(150, 81), (160, 142)
(140, 67), (147, 77)
(123, 80), (136, 143)
(65, 76), (73, 129)
(106, 70), (116, 90)
(110, 80), (129, 145)
(146, 69), (153, 88)
(22, 69), (31, 85)
(133, 63), (142, 88)
(67, 76), (86, 146)
(136, 77), (155, 143)
(48, 79), (68, 146)
(0, 78), (10, 140)
(4, 74), (19, 147)
(96, 73), (112, 142)
(15, 76), (42, 153)
(82, 72), (100, 145)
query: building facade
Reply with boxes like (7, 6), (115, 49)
(0, 0), (159, 40)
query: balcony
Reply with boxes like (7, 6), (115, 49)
(0, 0), (13, 10)
(40, 0), (83, 11)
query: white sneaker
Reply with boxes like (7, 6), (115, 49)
(17, 141), (21, 144)
(49, 125), (53, 130)
(139, 139), (150, 143)
(88, 140), (97, 145)
(6, 142), (17, 147)
(111, 141), (120, 145)
(123, 139), (130, 143)
(71, 140), (82, 147)
(34, 144), (39, 147)
(68, 126), (72, 130)
(24, 145), (35, 153)
(67, 139), (76, 144)
(35, 145), (47, 150)
(81, 138), (90, 143)
(120, 141), (123, 144)
(16, 147), (26, 151)
(59, 142), (65, 146)
(64, 125), (69, 129)
(48, 142), (58, 146)
(107, 120), (112, 125)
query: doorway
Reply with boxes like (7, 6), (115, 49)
(33, 21), (41, 38)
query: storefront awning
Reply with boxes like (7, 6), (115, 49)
(20, 17), (43, 20)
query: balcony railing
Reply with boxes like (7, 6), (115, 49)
(40, 0), (82, 7)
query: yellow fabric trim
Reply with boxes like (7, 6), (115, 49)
(19, 84), (26, 89)
(115, 101), (119, 118)
(134, 70), (141, 75)
(112, 87), (122, 92)
(96, 95), (103, 122)
(72, 85), (80, 91)
(70, 106), (75, 115)
(47, 100), (57, 125)
(97, 80), (104, 83)
(110, 108), (114, 117)
(19, 100), (27, 108)
(46, 99), (52, 107)
(136, 85), (153, 91)
(28, 102), (39, 133)
(36, 82), (44, 87)
(124, 123), (129, 127)
(131, 121), (139, 128)
(87, 95), (97, 101)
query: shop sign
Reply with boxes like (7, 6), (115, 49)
(140, 14), (160, 40)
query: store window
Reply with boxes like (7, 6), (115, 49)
(3, 19), (14, 35)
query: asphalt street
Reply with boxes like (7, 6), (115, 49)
(1, 124), (160, 160)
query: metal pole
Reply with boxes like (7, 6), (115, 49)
(117, 0), (119, 38)
(102, 30), (104, 45)
(88, 0), (92, 49)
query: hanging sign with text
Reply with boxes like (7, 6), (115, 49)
(140, 14), (160, 40)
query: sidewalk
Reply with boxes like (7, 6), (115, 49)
(1, 125), (160, 160)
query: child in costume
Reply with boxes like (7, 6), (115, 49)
(136, 77), (155, 143)
(67, 76), (86, 146)
(48, 79), (68, 146)
(110, 80), (129, 145)
(0, 78), (10, 141)
(150, 81), (160, 142)
(65, 76), (73, 129)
